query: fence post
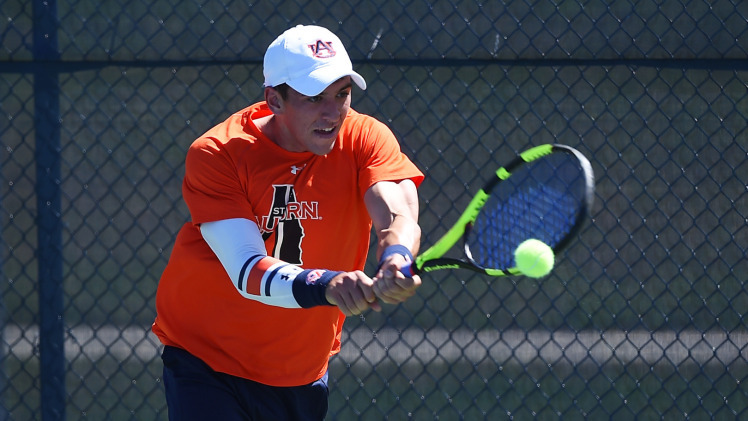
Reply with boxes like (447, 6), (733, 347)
(33, 0), (66, 419)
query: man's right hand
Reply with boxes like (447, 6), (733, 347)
(325, 271), (382, 316)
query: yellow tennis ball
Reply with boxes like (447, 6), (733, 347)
(514, 239), (555, 278)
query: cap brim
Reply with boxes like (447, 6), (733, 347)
(288, 66), (367, 97)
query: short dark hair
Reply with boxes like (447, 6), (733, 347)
(272, 83), (290, 100)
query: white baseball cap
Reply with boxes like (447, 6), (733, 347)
(263, 25), (367, 96)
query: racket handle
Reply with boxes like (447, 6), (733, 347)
(400, 262), (415, 277)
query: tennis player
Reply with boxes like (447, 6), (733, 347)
(152, 25), (424, 420)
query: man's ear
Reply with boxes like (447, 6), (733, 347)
(264, 87), (284, 114)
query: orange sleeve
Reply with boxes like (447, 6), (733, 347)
(183, 136), (256, 224)
(350, 115), (424, 196)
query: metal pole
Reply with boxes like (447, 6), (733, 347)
(32, 0), (65, 419)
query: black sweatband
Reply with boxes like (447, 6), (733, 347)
(292, 269), (342, 308)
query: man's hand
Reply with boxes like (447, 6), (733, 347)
(373, 254), (422, 304)
(325, 271), (382, 316)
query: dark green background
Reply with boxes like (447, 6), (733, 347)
(2, 0), (747, 419)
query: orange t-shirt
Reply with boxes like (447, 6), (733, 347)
(152, 102), (423, 387)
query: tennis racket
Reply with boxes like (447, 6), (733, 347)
(401, 143), (594, 277)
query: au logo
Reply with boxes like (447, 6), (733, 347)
(309, 40), (336, 58)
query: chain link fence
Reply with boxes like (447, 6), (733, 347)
(2, 0), (747, 419)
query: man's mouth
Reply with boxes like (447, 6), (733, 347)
(316, 127), (335, 135)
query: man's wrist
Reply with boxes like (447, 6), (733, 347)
(378, 244), (413, 269)
(292, 269), (342, 308)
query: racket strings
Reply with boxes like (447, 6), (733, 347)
(466, 154), (587, 270)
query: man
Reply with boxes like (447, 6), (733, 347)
(152, 25), (424, 420)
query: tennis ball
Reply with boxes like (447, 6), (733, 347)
(514, 239), (555, 278)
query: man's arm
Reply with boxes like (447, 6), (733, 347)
(201, 218), (379, 316)
(363, 179), (422, 304)
(200, 218), (335, 308)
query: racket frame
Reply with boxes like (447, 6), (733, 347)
(410, 144), (594, 276)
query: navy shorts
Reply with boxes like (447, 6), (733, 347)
(161, 346), (329, 421)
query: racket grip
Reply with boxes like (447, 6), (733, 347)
(400, 262), (415, 277)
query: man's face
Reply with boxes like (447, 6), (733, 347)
(273, 77), (353, 155)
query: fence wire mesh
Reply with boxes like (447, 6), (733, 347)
(2, 0), (747, 419)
